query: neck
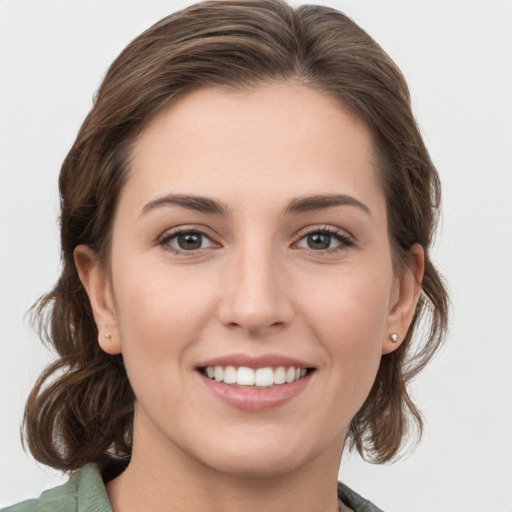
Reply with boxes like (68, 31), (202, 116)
(106, 415), (345, 512)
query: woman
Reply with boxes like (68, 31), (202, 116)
(3, 1), (448, 511)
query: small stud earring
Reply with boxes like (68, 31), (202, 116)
(389, 333), (399, 343)
(104, 334), (112, 343)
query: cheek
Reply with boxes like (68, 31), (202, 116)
(300, 264), (393, 345)
(110, 257), (218, 368)
(108, 259), (222, 421)
(297, 264), (392, 397)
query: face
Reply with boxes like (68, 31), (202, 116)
(77, 83), (422, 478)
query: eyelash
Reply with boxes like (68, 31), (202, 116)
(158, 227), (218, 254)
(157, 226), (354, 255)
(294, 226), (355, 253)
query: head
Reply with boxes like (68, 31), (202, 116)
(24, 0), (448, 472)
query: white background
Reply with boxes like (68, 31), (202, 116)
(1, 1), (511, 510)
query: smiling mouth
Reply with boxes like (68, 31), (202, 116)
(199, 365), (314, 387)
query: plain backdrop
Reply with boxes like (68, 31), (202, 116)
(1, 1), (511, 510)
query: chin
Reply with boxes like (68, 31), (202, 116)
(202, 448), (307, 478)
(184, 429), (327, 479)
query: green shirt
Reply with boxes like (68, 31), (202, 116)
(2, 464), (384, 512)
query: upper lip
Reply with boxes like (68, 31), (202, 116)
(196, 353), (314, 369)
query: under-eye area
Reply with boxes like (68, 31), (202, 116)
(198, 366), (315, 387)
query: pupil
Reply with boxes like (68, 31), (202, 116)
(178, 232), (202, 250)
(308, 233), (330, 249)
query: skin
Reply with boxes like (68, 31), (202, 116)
(76, 83), (423, 512)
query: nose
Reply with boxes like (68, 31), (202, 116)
(216, 243), (295, 336)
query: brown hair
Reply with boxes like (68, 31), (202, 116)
(23, 0), (448, 470)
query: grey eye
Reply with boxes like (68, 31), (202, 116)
(176, 232), (203, 250)
(160, 228), (219, 254)
(295, 229), (353, 252)
(306, 233), (332, 250)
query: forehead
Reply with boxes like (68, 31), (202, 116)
(123, 83), (384, 217)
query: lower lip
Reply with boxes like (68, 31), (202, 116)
(198, 372), (313, 412)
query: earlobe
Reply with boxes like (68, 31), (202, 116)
(74, 245), (122, 355)
(382, 243), (424, 354)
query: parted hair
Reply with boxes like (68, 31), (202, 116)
(23, 0), (448, 470)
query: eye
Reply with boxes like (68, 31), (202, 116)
(295, 229), (354, 252)
(160, 229), (218, 253)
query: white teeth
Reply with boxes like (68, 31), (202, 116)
(224, 365), (237, 384)
(214, 366), (224, 382)
(273, 366), (286, 385)
(203, 365), (309, 386)
(255, 367), (274, 387)
(237, 366), (255, 385)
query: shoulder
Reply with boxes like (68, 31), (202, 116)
(1, 464), (112, 512)
(338, 481), (385, 512)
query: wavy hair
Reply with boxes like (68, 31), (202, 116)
(23, 0), (448, 470)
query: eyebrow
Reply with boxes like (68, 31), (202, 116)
(140, 194), (227, 217)
(140, 192), (370, 218)
(285, 194), (371, 216)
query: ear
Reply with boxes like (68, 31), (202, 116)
(74, 245), (122, 355)
(382, 243), (424, 354)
